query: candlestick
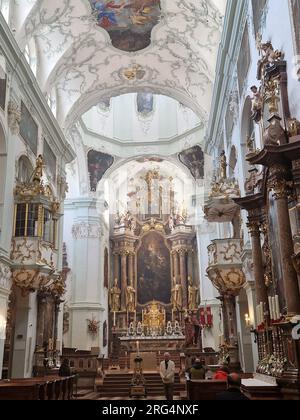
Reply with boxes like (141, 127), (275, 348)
(268, 297), (273, 320)
(275, 295), (280, 320)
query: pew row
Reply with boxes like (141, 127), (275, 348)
(0, 375), (76, 400)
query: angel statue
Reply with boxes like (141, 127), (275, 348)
(219, 150), (227, 180)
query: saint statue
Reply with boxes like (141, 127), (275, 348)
(250, 85), (263, 123)
(32, 155), (44, 183)
(109, 278), (121, 312)
(219, 151), (227, 180)
(188, 277), (199, 311)
(173, 281), (183, 311)
(126, 284), (136, 312)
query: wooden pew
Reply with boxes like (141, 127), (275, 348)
(187, 380), (227, 400)
(0, 375), (76, 400)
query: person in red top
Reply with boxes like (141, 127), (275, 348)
(214, 365), (230, 380)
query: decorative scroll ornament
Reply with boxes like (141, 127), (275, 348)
(12, 269), (50, 294)
(121, 64), (146, 81)
(14, 155), (58, 204)
(87, 316), (100, 337)
(209, 179), (240, 200)
(72, 222), (103, 239)
(142, 218), (164, 233)
(256, 36), (284, 81)
(8, 100), (21, 135)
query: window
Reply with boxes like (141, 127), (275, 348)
(14, 203), (57, 245)
(252, 0), (268, 35)
(15, 204), (27, 237)
(137, 93), (154, 117)
(17, 156), (33, 183)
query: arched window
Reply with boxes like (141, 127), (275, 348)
(229, 146), (237, 178)
(240, 97), (255, 179)
(137, 93), (154, 117)
(17, 155), (33, 183)
(24, 40), (37, 76)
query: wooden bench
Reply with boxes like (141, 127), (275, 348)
(0, 375), (76, 400)
(187, 380), (227, 400)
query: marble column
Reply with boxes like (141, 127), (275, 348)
(36, 291), (47, 349)
(247, 221), (269, 312)
(224, 294), (238, 346)
(179, 249), (188, 308)
(113, 253), (119, 283)
(121, 252), (128, 310)
(187, 251), (194, 280)
(128, 253), (134, 286)
(272, 178), (300, 316)
(219, 296), (230, 344)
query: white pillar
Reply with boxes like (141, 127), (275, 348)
(0, 261), (11, 379)
(66, 199), (108, 356)
(11, 289), (38, 378)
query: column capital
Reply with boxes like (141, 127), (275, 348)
(268, 178), (288, 200)
(247, 220), (261, 237)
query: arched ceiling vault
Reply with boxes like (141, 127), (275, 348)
(10, 0), (226, 130)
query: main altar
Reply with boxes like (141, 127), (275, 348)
(107, 170), (202, 362)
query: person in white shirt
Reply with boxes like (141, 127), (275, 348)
(159, 352), (175, 400)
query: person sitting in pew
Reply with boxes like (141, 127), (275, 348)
(213, 365), (229, 380)
(59, 359), (71, 377)
(215, 373), (249, 400)
(189, 359), (206, 380)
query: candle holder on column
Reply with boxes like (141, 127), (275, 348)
(130, 355), (146, 398)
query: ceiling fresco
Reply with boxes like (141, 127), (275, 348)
(89, 0), (162, 52)
(11, 0), (226, 129)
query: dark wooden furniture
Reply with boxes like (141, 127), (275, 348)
(0, 375), (76, 400)
(187, 380), (227, 400)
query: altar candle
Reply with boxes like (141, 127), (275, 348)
(136, 340), (140, 355)
(262, 303), (264, 322)
(275, 295), (280, 320)
(113, 311), (116, 327)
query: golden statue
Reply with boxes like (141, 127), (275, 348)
(109, 279), (121, 312)
(173, 281), (183, 311)
(143, 301), (165, 330)
(188, 276), (199, 311)
(126, 284), (136, 312)
(219, 151), (227, 180)
(32, 154), (44, 183)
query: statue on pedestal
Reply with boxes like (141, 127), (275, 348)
(109, 278), (121, 312)
(188, 277), (199, 311)
(219, 151), (227, 180)
(250, 85), (263, 123)
(126, 284), (136, 312)
(32, 155), (44, 184)
(173, 280), (183, 311)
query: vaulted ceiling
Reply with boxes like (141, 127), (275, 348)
(10, 0), (226, 132)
